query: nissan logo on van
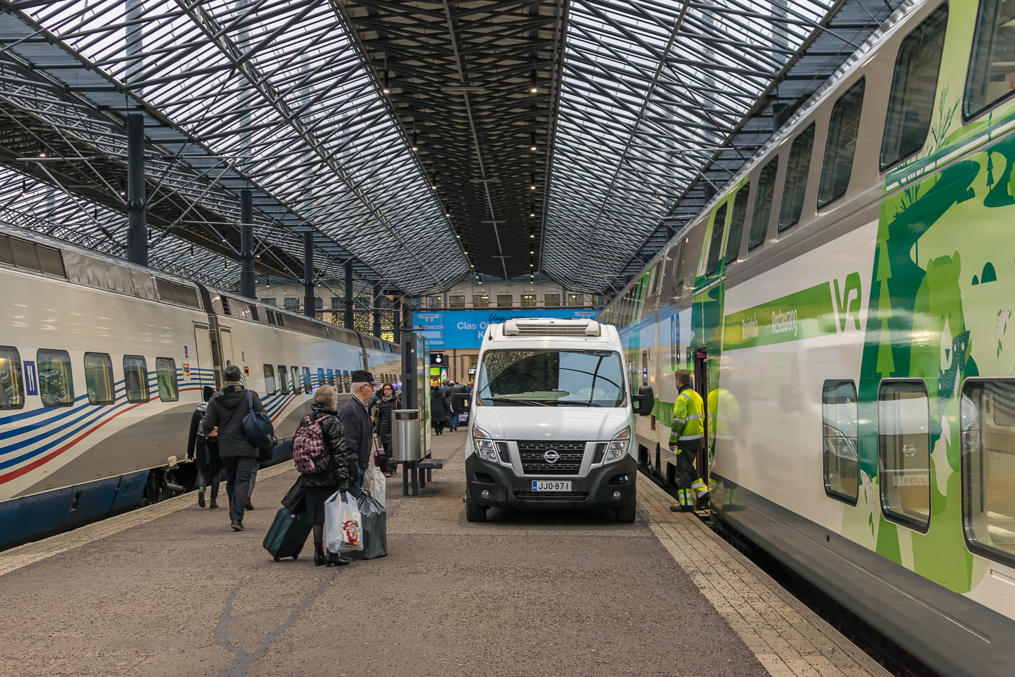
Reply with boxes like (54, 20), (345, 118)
(543, 449), (560, 464)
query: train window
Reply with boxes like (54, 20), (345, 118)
(778, 123), (815, 232)
(819, 78), (866, 208)
(36, 245), (65, 277)
(724, 186), (751, 265)
(84, 352), (115, 405)
(123, 355), (149, 403)
(0, 346), (24, 409)
(291, 367), (301, 394)
(0, 234), (12, 265)
(961, 379), (1015, 566)
(880, 5), (948, 170)
(705, 202), (728, 276)
(748, 158), (778, 250)
(10, 237), (40, 271)
(263, 365), (277, 395)
(38, 349), (74, 407)
(343, 370), (351, 392)
(822, 380), (859, 504)
(302, 367), (312, 394)
(277, 365), (289, 394)
(326, 369), (335, 386)
(878, 380), (931, 532)
(316, 368), (325, 389)
(965, 0), (1015, 119)
(157, 358), (179, 402)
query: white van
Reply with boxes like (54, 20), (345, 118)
(462, 318), (653, 522)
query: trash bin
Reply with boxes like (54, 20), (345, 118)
(392, 409), (421, 463)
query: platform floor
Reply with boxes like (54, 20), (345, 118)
(0, 433), (887, 677)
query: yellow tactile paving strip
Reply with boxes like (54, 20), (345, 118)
(0, 461), (295, 578)
(638, 476), (890, 677)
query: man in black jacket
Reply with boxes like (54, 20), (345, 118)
(201, 364), (266, 531)
(340, 369), (377, 497)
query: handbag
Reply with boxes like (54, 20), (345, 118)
(324, 491), (363, 554)
(242, 390), (276, 452)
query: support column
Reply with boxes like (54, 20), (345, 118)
(372, 284), (382, 338)
(126, 112), (147, 267)
(393, 296), (401, 345)
(303, 231), (315, 318)
(240, 189), (255, 299)
(344, 261), (354, 329)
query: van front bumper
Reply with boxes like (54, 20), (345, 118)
(465, 454), (637, 511)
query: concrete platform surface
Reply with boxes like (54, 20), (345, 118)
(0, 432), (885, 677)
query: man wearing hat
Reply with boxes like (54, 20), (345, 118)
(340, 369), (378, 496)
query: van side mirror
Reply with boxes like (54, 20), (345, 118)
(633, 386), (654, 416)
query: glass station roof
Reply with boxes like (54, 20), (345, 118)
(0, 0), (905, 297)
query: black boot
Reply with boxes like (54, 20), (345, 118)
(327, 552), (351, 567)
(314, 541), (327, 566)
(197, 489), (206, 508)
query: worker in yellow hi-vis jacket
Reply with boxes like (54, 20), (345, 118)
(668, 369), (709, 512)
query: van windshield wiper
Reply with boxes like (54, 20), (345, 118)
(485, 397), (552, 407)
(558, 401), (602, 407)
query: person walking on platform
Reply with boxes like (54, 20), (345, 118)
(430, 385), (450, 435)
(296, 385), (354, 566)
(340, 370), (377, 497)
(372, 383), (399, 477)
(187, 385), (221, 509)
(201, 364), (266, 531)
(668, 369), (710, 512)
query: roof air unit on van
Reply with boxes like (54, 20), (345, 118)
(502, 318), (601, 337)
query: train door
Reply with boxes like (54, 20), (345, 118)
(694, 346), (709, 484)
(193, 324), (214, 387)
(641, 349), (654, 431)
(219, 328), (235, 367)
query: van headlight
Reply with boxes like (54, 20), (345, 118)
(604, 428), (631, 463)
(472, 425), (499, 462)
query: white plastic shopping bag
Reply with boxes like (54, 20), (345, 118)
(324, 490), (363, 554)
(366, 465), (386, 508)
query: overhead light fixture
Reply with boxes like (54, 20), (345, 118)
(455, 234), (460, 239)
(382, 69), (391, 95)
(529, 65), (538, 94)
(529, 131), (537, 152)
(412, 130), (418, 152)
(530, 233), (535, 239)
(529, 250), (534, 255)
(445, 212), (451, 217)
(530, 172), (536, 190)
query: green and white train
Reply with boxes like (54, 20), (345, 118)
(600, 1), (1015, 673)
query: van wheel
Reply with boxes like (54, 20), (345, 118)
(465, 500), (487, 523)
(615, 503), (636, 523)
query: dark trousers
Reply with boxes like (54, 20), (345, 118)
(377, 434), (393, 473)
(675, 445), (707, 507)
(197, 447), (222, 501)
(222, 456), (258, 525)
(432, 419), (446, 435)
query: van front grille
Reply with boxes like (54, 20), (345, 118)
(517, 440), (585, 475)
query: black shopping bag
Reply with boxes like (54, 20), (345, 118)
(349, 492), (387, 560)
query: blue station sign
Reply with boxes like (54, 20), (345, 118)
(412, 309), (599, 350)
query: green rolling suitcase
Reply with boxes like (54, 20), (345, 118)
(263, 507), (312, 561)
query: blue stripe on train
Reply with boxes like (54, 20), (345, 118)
(0, 469), (149, 549)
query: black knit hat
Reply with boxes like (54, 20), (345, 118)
(350, 369), (377, 384)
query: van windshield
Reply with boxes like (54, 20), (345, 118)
(477, 349), (626, 407)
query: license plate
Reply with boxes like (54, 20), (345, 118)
(531, 480), (572, 492)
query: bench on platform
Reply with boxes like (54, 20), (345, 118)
(397, 457), (447, 496)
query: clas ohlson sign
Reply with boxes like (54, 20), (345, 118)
(413, 309), (599, 350)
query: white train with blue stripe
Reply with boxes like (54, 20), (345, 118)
(0, 223), (400, 548)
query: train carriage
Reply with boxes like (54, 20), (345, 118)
(0, 224), (399, 549)
(601, 1), (1015, 673)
